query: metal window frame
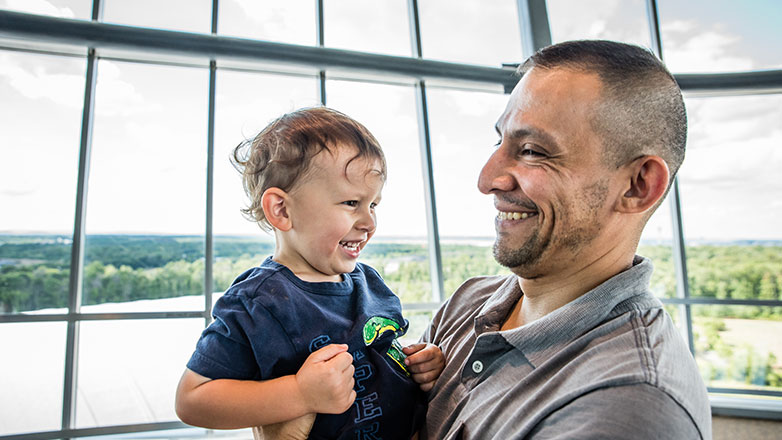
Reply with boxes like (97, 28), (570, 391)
(2, 2), (782, 438)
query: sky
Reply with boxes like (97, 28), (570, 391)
(1, 0), (781, 242)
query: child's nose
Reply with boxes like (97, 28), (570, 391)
(356, 211), (376, 232)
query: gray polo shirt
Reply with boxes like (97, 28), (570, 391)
(421, 256), (711, 439)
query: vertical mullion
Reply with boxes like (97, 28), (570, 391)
(408, 0), (444, 303)
(645, 0), (695, 354)
(63, 0), (102, 430)
(204, 0), (219, 326)
(316, 0), (326, 105)
(515, 0), (552, 60)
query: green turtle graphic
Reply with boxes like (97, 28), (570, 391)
(363, 316), (410, 376)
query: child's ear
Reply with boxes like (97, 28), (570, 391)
(261, 187), (292, 231)
(617, 155), (670, 214)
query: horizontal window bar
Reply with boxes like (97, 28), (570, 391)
(677, 70), (782, 95)
(0, 10), (518, 89)
(0, 421), (187, 440)
(709, 387), (782, 398)
(710, 395), (782, 421)
(401, 302), (442, 311)
(660, 297), (782, 307)
(0, 311), (207, 323)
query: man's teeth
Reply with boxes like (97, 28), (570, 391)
(497, 211), (530, 220)
(340, 241), (361, 250)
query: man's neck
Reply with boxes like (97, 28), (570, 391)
(501, 248), (635, 330)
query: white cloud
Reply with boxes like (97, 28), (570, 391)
(1, 0), (75, 18)
(661, 20), (754, 72)
(0, 53), (84, 108)
(95, 60), (161, 116)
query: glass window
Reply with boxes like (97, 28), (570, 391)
(678, 94), (782, 300)
(639, 195), (675, 299)
(426, 86), (512, 296)
(84, 60), (208, 311)
(218, 0), (316, 45)
(0, 0), (92, 20)
(418, 0), (522, 66)
(102, 0), (212, 33)
(75, 318), (204, 427)
(658, 0), (782, 73)
(327, 79), (432, 303)
(213, 69), (318, 291)
(0, 50), (85, 314)
(324, 0), (411, 56)
(0, 322), (67, 436)
(693, 305), (782, 395)
(546, 0), (651, 48)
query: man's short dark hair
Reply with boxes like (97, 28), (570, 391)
(519, 40), (686, 190)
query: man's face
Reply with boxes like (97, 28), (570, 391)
(478, 67), (618, 278)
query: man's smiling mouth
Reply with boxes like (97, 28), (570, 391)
(497, 211), (538, 220)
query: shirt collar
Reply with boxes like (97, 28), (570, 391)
(474, 255), (662, 368)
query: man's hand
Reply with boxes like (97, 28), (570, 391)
(403, 343), (445, 392)
(295, 344), (356, 414)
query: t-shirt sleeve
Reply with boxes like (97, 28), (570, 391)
(527, 384), (704, 440)
(186, 293), (274, 380)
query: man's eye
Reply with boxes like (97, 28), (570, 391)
(520, 145), (545, 158)
(343, 200), (358, 207)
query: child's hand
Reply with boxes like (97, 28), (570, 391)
(403, 343), (445, 392)
(295, 344), (356, 414)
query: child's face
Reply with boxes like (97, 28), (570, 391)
(277, 145), (384, 282)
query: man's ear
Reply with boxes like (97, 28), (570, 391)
(261, 187), (292, 231)
(618, 155), (670, 214)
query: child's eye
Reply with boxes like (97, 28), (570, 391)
(343, 200), (359, 207)
(370, 202), (378, 209)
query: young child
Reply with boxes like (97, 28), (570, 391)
(175, 107), (444, 440)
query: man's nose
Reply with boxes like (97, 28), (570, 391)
(477, 147), (516, 195)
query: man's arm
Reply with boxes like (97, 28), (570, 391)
(527, 384), (704, 439)
(175, 344), (355, 429)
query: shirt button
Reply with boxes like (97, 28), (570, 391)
(472, 360), (484, 374)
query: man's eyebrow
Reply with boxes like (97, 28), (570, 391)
(496, 124), (559, 149)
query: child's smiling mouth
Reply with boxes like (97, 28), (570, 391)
(339, 240), (364, 257)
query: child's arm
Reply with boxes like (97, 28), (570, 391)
(402, 343), (445, 392)
(175, 344), (356, 429)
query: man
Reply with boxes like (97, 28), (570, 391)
(420, 40), (711, 439)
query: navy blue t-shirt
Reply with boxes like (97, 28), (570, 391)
(186, 257), (426, 439)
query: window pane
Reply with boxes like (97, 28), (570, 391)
(213, 70), (318, 291)
(327, 80), (432, 303)
(0, 0), (92, 19)
(400, 310), (433, 345)
(427, 87), (511, 296)
(102, 0), (211, 33)
(679, 95), (782, 300)
(75, 318), (204, 427)
(693, 305), (782, 396)
(419, 0), (522, 66)
(546, 0), (651, 47)
(639, 194), (675, 299)
(0, 322), (66, 436)
(0, 50), (84, 314)
(658, 0), (782, 73)
(84, 60), (208, 311)
(218, 0), (315, 45)
(325, 0), (410, 56)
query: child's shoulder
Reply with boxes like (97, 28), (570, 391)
(223, 257), (289, 300)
